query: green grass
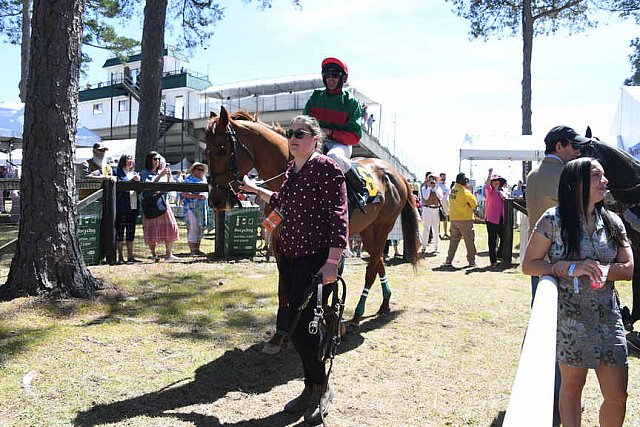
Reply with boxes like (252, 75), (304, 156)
(0, 226), (638, 426)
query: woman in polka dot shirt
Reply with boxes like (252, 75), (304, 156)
(241, 115), (348, 424)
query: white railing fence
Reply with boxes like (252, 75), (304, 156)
(503, 275), (558, 426)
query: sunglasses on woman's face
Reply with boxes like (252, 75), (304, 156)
(286, 128), (312, 139)
(194, 168), (205, 172)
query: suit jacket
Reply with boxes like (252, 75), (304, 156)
(526, 156), (564, 234)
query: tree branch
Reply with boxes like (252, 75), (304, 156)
(533, 0), (586, 20)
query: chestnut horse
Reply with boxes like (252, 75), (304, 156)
(577, 136), (640, 331)
(205, 107), (420, 325)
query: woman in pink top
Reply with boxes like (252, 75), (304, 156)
(484, 168), (508, 266)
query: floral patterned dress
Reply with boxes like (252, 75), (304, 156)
(534, 206), (628, 368)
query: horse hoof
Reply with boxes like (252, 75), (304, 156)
(377, 306), (391, 315)
(350, 315), (362, 325)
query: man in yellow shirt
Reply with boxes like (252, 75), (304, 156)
(442, 172), (478, 268)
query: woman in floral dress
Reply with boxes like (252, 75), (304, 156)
(523, 157), (633, 427)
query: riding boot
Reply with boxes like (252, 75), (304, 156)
(284, 382), (313, 413)
(344, 167), (368, 213)
(304, 383), (334, 424)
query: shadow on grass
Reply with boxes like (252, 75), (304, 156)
(490, 410), (506, 426)
(77, 271), (276, 337)
(74, 311), (402, 427)
(0, 326), (54, 361)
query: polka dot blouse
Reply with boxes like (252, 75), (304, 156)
(269, 154), (349, 258)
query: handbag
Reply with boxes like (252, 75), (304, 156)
(141, 193), (167, 219)
(438, 204), (447, 221)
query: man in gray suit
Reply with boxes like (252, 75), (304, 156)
(525, 125), (585, 426)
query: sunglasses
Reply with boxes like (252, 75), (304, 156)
(322, 71), (343, 79)
(570, 142), (583, 150)
(194, 167), (205, 172)
(153, 157), (161, 161)
(286, 128), (312, 139)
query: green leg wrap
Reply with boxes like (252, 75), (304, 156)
(354, 288), (370, 316)
(380, 275), (392, 300)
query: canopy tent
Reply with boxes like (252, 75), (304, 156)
(459, 134), (544, 165)
(612, 86), (640, 161)
(0, 102), (100, 148)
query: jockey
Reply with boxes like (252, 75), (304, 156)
(304, 57), (368, 212)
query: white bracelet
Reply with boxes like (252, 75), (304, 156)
(568, 263), (576, 277)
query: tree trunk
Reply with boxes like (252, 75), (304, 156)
(521, 0), (533, 136)
(521, 0), (534, 180)
(135, 0), (168, 170)
(0, 0), (101, 300)
(19, 0), (32, 103)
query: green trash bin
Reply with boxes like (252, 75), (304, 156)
(224, 206), (260, 256)
(77, 199), (102, 266)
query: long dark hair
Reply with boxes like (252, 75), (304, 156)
(558, 157), (627, 257)
(144, 151), (160, 171)
(117, 154), (133, 171)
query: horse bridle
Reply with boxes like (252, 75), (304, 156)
(208, 122), (256, 205)
(208, 121), (286, 206)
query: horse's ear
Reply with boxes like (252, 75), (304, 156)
(209, 111), (217, 119)
(585, 126), (592, 138)
(219, 106), (229, 128)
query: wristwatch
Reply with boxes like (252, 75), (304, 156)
(568, 263), (577, 277)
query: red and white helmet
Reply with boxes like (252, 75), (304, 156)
(321, 57), (349, 91)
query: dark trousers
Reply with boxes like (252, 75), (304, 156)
(280, 249), (331, 385)
(486, 218), (504, 263)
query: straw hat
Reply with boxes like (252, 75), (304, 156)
(188, 162), (208, 175)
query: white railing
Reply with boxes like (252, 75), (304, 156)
(503, 275), (558, 426)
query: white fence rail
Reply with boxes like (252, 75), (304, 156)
(503, 275), (557, 426)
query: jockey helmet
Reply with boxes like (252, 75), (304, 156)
(321, 57), (348, 91)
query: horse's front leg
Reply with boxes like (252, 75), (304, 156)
(351, 255), (383, 325)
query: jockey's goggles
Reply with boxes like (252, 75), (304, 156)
(286, 129), (312, 139)
(322, 70), (343, 79)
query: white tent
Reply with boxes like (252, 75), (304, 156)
(459, 134), (544, 168)
(612, 86), (640, 161)
(0, 102), (100, 147)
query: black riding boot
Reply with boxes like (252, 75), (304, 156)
(344, 167), (368, 213)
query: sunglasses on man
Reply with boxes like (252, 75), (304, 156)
(285, 128), (312, 139)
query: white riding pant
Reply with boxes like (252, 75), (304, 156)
(421, 206), (440, 251)
(324, 140), (352, 173)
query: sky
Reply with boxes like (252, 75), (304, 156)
(0, 0), (638, 184)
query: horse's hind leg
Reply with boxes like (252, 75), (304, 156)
(377, 263), (391, 315)
(351, 229), (388, 325)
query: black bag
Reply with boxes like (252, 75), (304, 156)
(142, 193), (167, 219)
(438, 205), (447, 221)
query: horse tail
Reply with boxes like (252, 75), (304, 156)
(400, 178), (420, 269)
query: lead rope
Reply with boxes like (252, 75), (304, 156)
(320, 276), (346, 427)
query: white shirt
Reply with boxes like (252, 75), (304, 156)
(436, 182), (450, 200)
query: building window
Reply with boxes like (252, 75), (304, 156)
(92, 103), (104, 115)
(118, 100), (129, 112)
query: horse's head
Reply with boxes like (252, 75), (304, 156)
(205, 106), (253, 211)
(576, 128), (640, 203)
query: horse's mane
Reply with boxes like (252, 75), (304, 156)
(229, 110), (258, 122)
(228, 110), (286, 137)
